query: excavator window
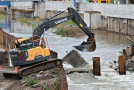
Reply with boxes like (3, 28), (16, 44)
(34, 41), (39, 47)
(19, 43), (33, 50)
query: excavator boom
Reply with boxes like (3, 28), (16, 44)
(33, 7), (96, 52)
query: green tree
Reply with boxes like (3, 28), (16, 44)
(129, 0), (134, 4)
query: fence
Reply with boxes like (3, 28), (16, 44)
(0, 28), (20, 49)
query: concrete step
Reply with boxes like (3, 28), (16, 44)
(65, 68), (92, 74)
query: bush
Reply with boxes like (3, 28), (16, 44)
(54, 28), (68, 36)
(27, 76), (38, 86)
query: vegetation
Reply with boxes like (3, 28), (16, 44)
(53, 20), (76, 36)
(43, 86), (50, 90)
(54, 28), (68, 36)
(55, 79), (60, 90)
(87, 0), (91, 2)
(17, 17), (84, 37)
(27, 76), (38, 86)
(0, 14), (7, 19)
(119, 51), (123, 54)
(17, 17), (42, 27)
(129, 0), (134, 4)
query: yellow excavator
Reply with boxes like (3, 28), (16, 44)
(0, 7), (96, 77)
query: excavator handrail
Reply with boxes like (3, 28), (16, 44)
(31, 35), (49, 49)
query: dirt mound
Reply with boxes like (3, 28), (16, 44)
(65, 25), (86, 37)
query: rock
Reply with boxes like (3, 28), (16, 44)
(126, 47), (131, 57)
(128, 68), (133, 71)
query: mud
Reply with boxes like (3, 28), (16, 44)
(0, 72), (20, 90)
(2, 66), (67, 90)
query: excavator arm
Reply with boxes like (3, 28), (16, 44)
(33, 7), (96, 52)
(33, 8), (94, 39)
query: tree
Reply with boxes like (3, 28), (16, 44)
(129, 0), (134, 4)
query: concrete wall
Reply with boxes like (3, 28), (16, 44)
(84, 11), (101, 29)
(12, 10), (34, 18)
(101, 17), (134, 35)
(11, 2), (33, 10)
(43, 1), (134, 19)
(10, 1), (134, 35)
(11, 20), (33, 34)
(34, 1), (46, 19)
(11, 1), (134, 19)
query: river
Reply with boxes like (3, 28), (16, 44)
(0, 17), (134, 90)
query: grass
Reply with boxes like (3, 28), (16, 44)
(18, 18), (27, 22)
(54, 28), (68, 36)
(17, 18), (42, 27)
(54, 20), (75, 28)
(61, 20), (75, 25)
(43, 86), (50, 90)
(27, 76), (38, 86)
(53, 20), (76, 36)
(0, 14), (7, 19)
(55, 79), (59, 90)
(119, 51), (123, 55)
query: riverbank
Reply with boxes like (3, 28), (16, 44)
(4, 66), (67, 90)
(0, 14), (7, 19)
(17, 18), (87, 37)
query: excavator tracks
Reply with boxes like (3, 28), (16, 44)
(18, 59), (62, 77)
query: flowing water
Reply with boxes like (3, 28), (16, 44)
(1, 18), (134, 90)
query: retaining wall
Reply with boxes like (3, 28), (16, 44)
(44, 1), (134, 19)
(11, 1), (134, 19)
(12, 9), (34, 18)
(0, 28), (20, 49)
(101, 17), (134, 35)
(10, 1), (134, 35)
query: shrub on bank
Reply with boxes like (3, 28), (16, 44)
(27, 76), (38, 86)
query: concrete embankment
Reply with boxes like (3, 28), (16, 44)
(9, 2), (134, 35)
(11, 8), (134, 36)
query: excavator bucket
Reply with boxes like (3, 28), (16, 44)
(73, 40), (96, 52)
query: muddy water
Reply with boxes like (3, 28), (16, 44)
(0, 18), (134, 90)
